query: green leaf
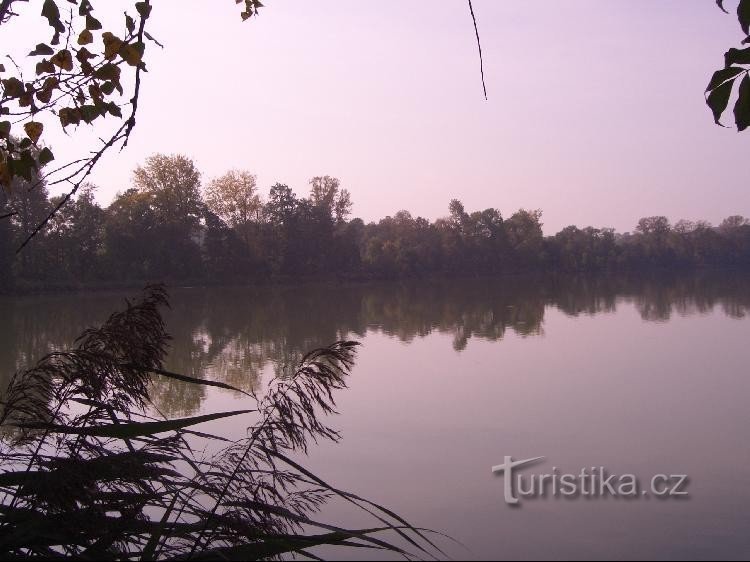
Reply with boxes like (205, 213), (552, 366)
(39, 147), (54, 166)
(15, 409), (256, 439)
(29, 43), (54, 57)
(706, 67), (746, 92)
(734, 73), (750, 131)
(707, 77), (735, 124)
(739, 0), (750, 35)
(725, 47), (750, 67)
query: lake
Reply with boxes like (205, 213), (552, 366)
(2, 273), (750, 560)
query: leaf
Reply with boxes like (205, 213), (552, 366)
(0, 121), (10, 138)
(0, 64), (4, 72)
(94, 63), (121, 82)
(35, 59), (55, 75)
(11, 150), (39, 181)
(78, 29), (94, 45)
(725, 47), (750, 67)
(734, 73), (750, 131)
(147, 366), (252, 396)
(739, 0), (750, 35)
(59, 107), (81, 127)
(706, 67), (746, 92)
(79, 0), (93, 16)
(126, 14), (135, 34)
(144, 31), (164, 48)
(50, 49), (73, 71)
(39, 147), (54, 166)
(2, 77), (24, 97)
(119, 42), (144, 66)
(717, 0), (728, 13)
(24, 122), (43, 144)
(107, 102), (122, 118)
(15, 409), (256, 439)
(86, 14), (103, 30)
(41, 0), (64, 32)
(36, 88), (53, 104)
(79, 104), (101, 124)
(135, 1), (152, 19)
(707, 78), (735, 124)
(29, 43), (54, 57)
(102, 32), (124, 60)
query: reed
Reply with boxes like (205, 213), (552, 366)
(0, 286), (444, 560)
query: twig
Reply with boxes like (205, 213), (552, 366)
(467, 0), (487, 100)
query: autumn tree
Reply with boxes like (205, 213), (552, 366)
(309, 175), (352, 223)
(133, 153), (202, 228)
(204, 169), (262, 247)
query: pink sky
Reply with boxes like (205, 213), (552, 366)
(4, 0), (750, 233)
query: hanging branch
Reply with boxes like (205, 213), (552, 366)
(467, 0), (487, 100)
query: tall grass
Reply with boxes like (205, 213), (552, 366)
(0, 286), (444, 560)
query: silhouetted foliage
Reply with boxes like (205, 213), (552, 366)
(707, 0), (750, 130)
(2, 153), (750, 292)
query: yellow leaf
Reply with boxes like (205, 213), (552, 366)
(78, 29), (93, 45)
(119, 43), (143, 66)
(24, 121), (43, 144)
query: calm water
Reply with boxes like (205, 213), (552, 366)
(2, 273), (750, 560)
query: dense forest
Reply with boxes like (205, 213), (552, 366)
(1, 152), (749, 292)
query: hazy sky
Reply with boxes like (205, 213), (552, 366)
(5, 0), (750, 233)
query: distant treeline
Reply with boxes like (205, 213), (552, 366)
(1, 153), (749, 291)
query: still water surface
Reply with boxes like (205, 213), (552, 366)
(2, 274), (750, 560)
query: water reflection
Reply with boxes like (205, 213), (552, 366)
(1, 272), (749, 416)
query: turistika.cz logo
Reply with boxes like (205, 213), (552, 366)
(491, 456), (689, 506)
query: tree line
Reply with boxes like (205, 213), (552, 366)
(1, 153), (749, 291)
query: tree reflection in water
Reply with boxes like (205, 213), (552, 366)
(2, 272), (749, 416)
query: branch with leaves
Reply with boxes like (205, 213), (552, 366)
(706, 0), (750, 130)
(0, 0), (264, 251)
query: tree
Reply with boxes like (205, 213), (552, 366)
(309, 175), (351, 223)
(46, 183), (105, 281)
(720, 215), (750, 231)
(132, 153), (202, 228)
(204, 169), (262, 247)
(265, 183), (298, 227)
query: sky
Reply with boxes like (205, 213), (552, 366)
(3, 0), (750, 234)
